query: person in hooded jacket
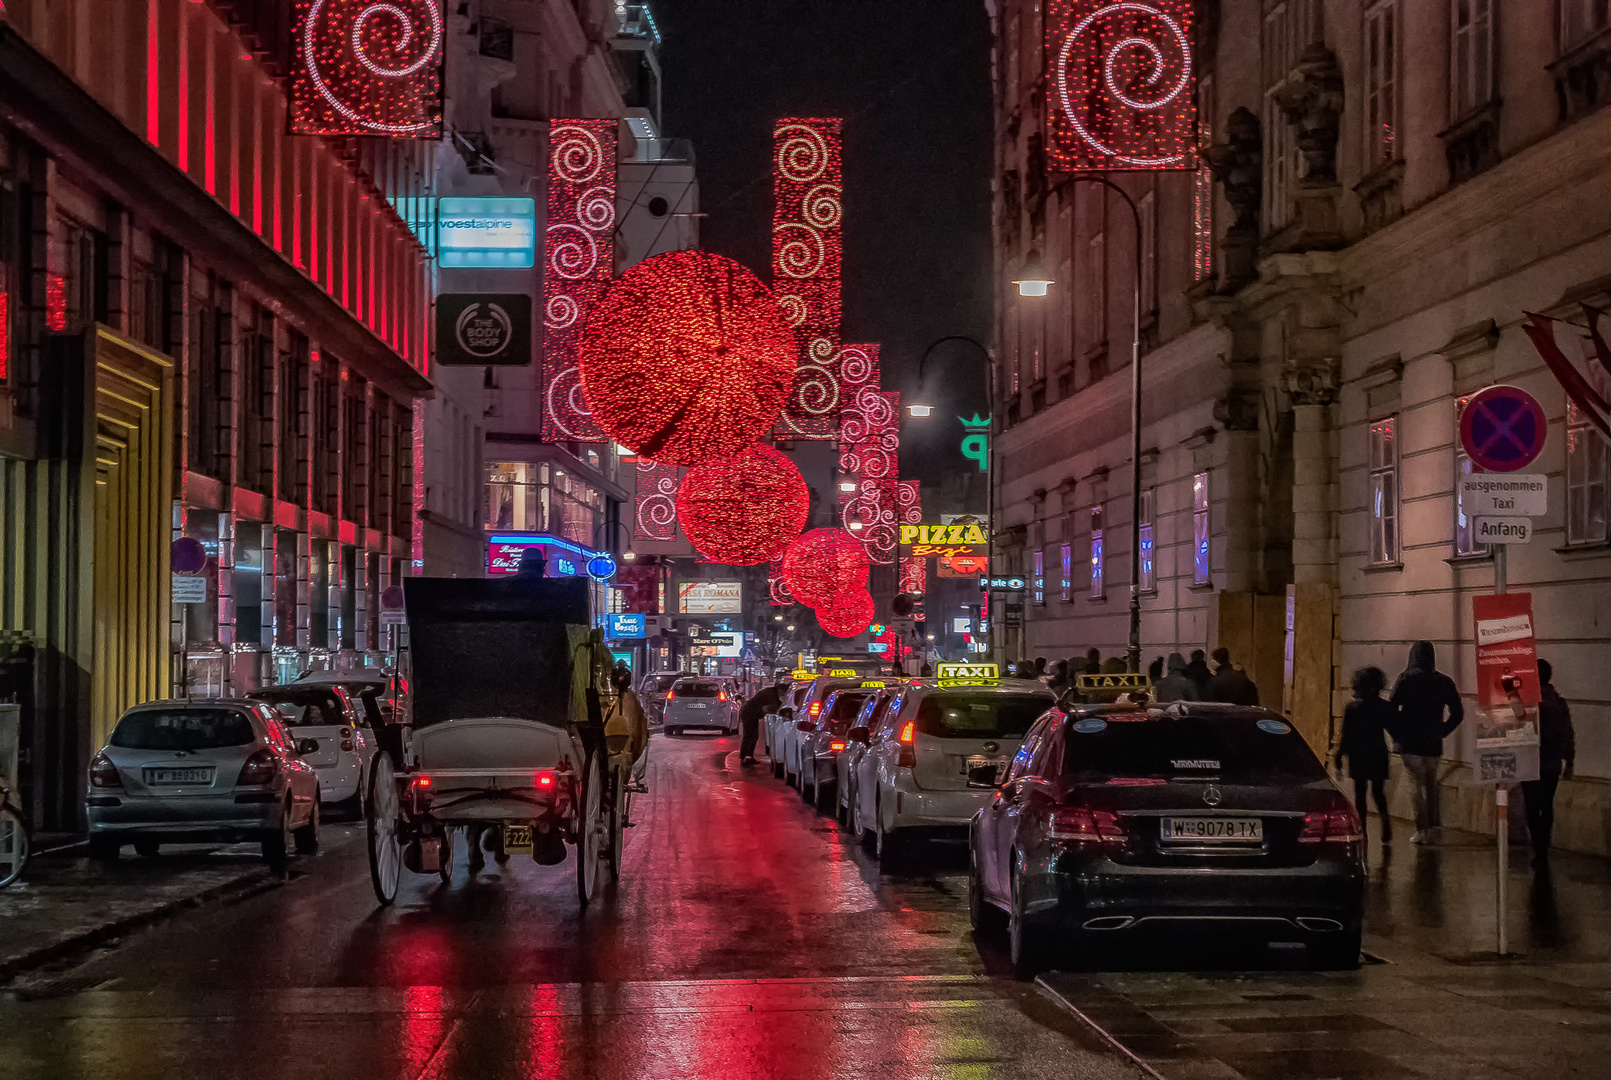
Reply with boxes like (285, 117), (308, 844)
(1206, 648), (1260, 706)
(1336, 666), (1393, 844)
(1521, 658), (1576, 868)
(1153, 652), (1199, 703)
(1389, 640), (1464, 844)
(1184, 649), (1212, 699)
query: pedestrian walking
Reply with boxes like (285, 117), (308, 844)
(1388, 640), (1465, 844)
(1521, 658), (1576, 869)
(739, 680), (785, 765)
(1184, 649), (1212, 699)
(1336, 667), (1393, 844)
(1147, 655), (1165, 681)
(1083, 647), (1102, 674)
(1153, 653), (1199, 703)
(1206, 647), (1260, 705)
(1032, 656), (1048, 679)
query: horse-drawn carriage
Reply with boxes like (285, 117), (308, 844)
(364, 576), (629, 906)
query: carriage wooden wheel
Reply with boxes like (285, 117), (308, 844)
(366, 753), (402, 906)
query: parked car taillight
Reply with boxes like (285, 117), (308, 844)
(896, 722), (917, 768)
(666, 690), (675, 701)
(89, 752), (122, 789)
(1049, 807), (1127, 845)
(809, 701), (822, 718)
(1298, 808), (1363, 844)
(829, 740), (846, 752)
(236, 749), (280, 786)
(718, 690), (728, 701)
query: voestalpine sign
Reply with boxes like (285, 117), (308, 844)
(437, 197), (537, 268)
(436, 294), (532, 366)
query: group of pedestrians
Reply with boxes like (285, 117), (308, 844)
(1334, 641), (1576, 867)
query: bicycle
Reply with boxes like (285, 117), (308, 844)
(0, 774), (29, 888)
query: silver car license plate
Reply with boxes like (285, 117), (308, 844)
(1161, 817), (1262, 842)
(965, 756), (1007, 788)
(687, 702), (707, 709)
(146, 767), (214, 785)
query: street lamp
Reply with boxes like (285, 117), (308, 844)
(592, 518), (636, 563)
(1020, 176), (1144, 674)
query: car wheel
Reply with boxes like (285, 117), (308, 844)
(263, 802), (293, 876)
(134, 840), (160, 859)
(1310, 926), (1363, 971)
(856, 793), (875, 851)
(87, 836), (120, 863)
(294, 794), (322, 855)
(801, 764), (817, 803)
(772, 756), (784, 779)
(1008, 865), (1053, 980)
(875, 806), (903, 870)
(814, 777), (833, 815)
(437, 827), (455, 883)
(968, 851), (1006, 934)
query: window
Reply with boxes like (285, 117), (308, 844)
(1193, 76), (1215, 282)
(1089, 505), (1105, 599)
(1369, 418), (1400, 564)
(1138, 189), (1157, 317)
(1560, 0), (1610, 50)
(1060, 542), (1073, 603)
(1032, 549), (1045, 606)
(1192, 471), (1211, 585)
(1261, 0), (1320, 233)
(1139, 488), (1156, 593)
(1451, 0), (1494, 119)
(1567, 402), (1610, 545)
(1364, 2), (1401, 169)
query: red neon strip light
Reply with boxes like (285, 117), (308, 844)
(176, 2), (189, 173)
(204, 37), (216, 194)
(46, 276), (67, 332)
(0, 292), (10, 381)
(146, 1), (160, 144)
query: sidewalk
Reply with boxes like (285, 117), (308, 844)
(1040, 826), (1611, 1080)
(0, 844), (278, 982)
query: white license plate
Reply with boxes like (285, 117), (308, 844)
(686, 702), (708, 709)
(965, 756), (1007, 788)
(1161, 817), (1263, 842)
(146, 767), (214, 785)
(503, 824), (534, 855)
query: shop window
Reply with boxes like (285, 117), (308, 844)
(1369, 417), (1400, 564)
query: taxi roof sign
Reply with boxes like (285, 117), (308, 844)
(860, 680), (888, 689)
(791, 669), (815, 681)
(1076, 672), (1151, 691)
(935, 662), (998, 681)
(828, 668), (858, 678)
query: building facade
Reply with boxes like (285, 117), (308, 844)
(0, 0), (433, 829)
(990, 0), (1611, 854)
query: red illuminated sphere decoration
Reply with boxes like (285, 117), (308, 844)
(817, 589), (875, 639)
(782, 529), (870, 610)
(676, 444), (810, 566)
(579, 250), (797, 466)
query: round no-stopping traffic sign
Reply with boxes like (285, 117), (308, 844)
(1459, 385), (1547, 473)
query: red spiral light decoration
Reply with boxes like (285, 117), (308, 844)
(782, 528), (870, 609)
(290, 1), (445, 137)
(817, 589), (875, 638)
(579, 250), (797, 466)
(675, 444), (810, 566)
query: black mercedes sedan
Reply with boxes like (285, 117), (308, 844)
(968, 702), (1366, 977)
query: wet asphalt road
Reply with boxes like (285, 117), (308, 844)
(0, 734), (1136, 1080)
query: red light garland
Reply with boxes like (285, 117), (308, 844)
(1047, 1), (1197, 172)
(772, 118), (844, 440)
(817, 589), (874, 639)
(633, 460), (683, 544)
(542, 119), (618, 442)
(782, 528), (869, 610)
(579, 250), (797, 466)
(289, 1), (444, 137)
(675, 444), (809, 566)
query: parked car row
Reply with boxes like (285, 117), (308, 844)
(760, 665), (1367, 977)
(83, 671), (390, 872)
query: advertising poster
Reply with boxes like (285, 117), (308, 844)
(678, 582), (742, 614)
(1471, 592), (1541, 784)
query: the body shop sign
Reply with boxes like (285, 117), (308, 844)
(678, 582), (742, 614)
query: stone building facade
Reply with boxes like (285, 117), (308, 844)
(989, 0), (1611, 853)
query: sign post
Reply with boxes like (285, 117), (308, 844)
(1459, 384), (1548, 957)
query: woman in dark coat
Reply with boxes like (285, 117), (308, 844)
(1335, 666), (1394, 844)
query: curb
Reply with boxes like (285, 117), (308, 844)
(0, 868), (278, 985)
(1035, 975), (1170, 1080)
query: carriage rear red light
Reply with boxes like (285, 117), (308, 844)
(534, 771), (556, 790)
(411, 775), (433, 790)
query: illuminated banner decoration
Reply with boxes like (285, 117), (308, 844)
(542, 119), (618, 441)
(1046, 1), (1197, 172)
(897, 480), (926, 597)
(633, 460), (683, 543)
(768, 556), (794, 606)
(290, 1), (444, 137)
(838, 389), (899, 482)
(772, 118), (844, 439)
(842, 478), (898, 565)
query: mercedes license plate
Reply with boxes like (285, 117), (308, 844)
(145, 767), (213, 786)
(687, 702), (707, 709)
(502, 824), (534, 855)
(1161, 817), (1262, 842)
(965, 756), (1007, 788)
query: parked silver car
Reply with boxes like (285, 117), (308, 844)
(799, 685), (884, 812)
(85, 699), (322, 872)
(662, 678), (740, 736)
(638, 672), (685, 729)
(836, 690), (898, 826)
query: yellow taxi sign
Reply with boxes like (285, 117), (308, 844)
(860, 680), (888, 689)
(791, 669), (815, 681)
(936, 662), (998, 681)
(828, 668), (858, 678)
(1076, 672), (1151, 692)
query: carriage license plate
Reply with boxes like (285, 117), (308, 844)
(965, 756), (1007, 788)
(502, 825), (534, 855)
(146, 767), (213, 786)
(1161, 817), (1262, 842)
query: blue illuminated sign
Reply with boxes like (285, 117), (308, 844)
(608, 614), (647, 640)
(437, 197), (537, 268)
(587, 554), (618, 581)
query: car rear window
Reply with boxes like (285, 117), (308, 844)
(252, 695), (343, 727)
(915, 693), (1051, 739)
(826, 691), (873, 727)
(111, 709), (257, 751)
(1061, 713), (1327, 784)
(675, 681), (720, 698)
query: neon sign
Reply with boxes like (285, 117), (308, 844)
(959, 414), (990, 473)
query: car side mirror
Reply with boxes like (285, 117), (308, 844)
(295, 738), (320, 756)
(848, 726), (870, 745)
(796, 719), (816, 732)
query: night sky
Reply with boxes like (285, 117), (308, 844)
(654, 0), (995, 490)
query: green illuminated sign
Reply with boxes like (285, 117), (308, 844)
(959, 413), (990, 472)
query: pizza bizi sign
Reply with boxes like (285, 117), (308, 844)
(899, 523), (987, 547)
